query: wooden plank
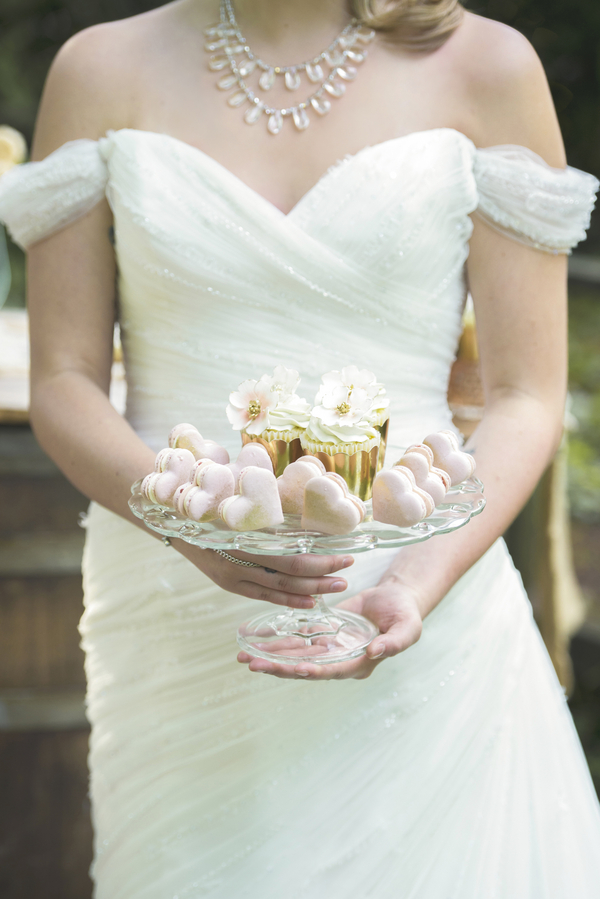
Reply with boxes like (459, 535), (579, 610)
(0, 474), (88, 533)
(0, 426), (59, 476)
(0, 576), (86, 690)
(0, 532), (84, 576)
(0, 689), (87, 731)
(0, 729), (93, 899)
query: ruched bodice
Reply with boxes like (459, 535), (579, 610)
(3, 127), (600, 898)
(1, 128), (597, 456)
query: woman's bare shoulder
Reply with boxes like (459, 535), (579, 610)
(32, 1), (199, 158)
(443, 11), (565, 165)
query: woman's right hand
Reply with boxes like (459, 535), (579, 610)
(174, 541), (354, 608)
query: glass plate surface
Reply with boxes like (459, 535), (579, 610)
(129, 476), (485, 556)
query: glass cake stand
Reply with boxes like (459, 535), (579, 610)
(129, 476), (485, 665)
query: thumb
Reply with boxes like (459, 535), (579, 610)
(366, 612), (422, 661)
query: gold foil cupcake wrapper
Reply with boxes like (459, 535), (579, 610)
(375, 417), (389, 472)
(312, 447), (379, 501)
(242, 433), (305, 478)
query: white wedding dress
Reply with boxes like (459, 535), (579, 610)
(2, 127), (600, 897)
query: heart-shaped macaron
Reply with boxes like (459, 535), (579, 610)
(423, 431), (476, 486)
(277, 456), (326, 515)
(227, 443), (274, 491)
(175, 459), (236, 521)
(219, 466), (284, 531)
(168, 423), (230, 465)
(372, 466), (434, 528)
(301, 472), (366, 536)
(395, 447), (450, 507)
(141, 448), (196, 506)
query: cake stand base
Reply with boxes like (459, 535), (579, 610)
(237, 596), (379, 665)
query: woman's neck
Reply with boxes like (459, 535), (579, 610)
(229, 0), (353, 48)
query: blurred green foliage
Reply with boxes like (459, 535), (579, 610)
(568, 284), (600, 522)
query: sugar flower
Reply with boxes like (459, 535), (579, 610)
(315, 365), (379, 405)
(267, 365), (300, 403)
(312, 383), (374, 427)
(226, 377), (277, 435)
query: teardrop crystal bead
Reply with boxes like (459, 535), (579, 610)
(228, 90), (248, 108)
(244, 103), (264, 124)
(305, 63), (324, 83)
(205, 38), (227, 51)
(285, 69), (301, 91)
(339, 34), (356, 49)
(259, 68), (276, 90)
(336, 65), (357, 81)
(356, 27), (376, 43)
(209, 55), (231, 71)
(204, 24), (222, 37)
(323, 80), (346, 98)
(324, 49), (345, 68)
(217, 73), (238, 90)
(267, 110), (283, 134)
(238, 58), (256, 77)
(292, 107), (310, 130)
(346, 49), (366, 63)
(310, 96), (331, 116)
(227, 43), (245, 54)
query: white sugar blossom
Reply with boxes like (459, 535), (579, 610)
(267, 365), (300, 403)
(226, 376), (277, 435)
(315, 366), (379, 405)
(312, 383), (373, 427)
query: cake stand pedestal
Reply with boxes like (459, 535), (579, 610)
(129, 477), (485, 664)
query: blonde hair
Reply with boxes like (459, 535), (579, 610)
(351, 0), (464, 50)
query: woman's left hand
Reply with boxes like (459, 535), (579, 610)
(237, 580), (423, 680)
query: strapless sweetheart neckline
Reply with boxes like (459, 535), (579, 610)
(106, 125), (469, 217)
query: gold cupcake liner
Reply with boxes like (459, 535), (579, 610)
(375, 416), (390, 472)
(300, 434), (380, 457)
(242, 433), (305, 478)
(312, 446), (379, 501)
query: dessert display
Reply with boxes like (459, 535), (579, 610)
(301, 472), (366, 536)
(168, 423), (230, 465)
(218, 466), (284, 531)
(136, 366), (479, 540)
(141, 448), (196, 505)
(277, 456), (326, 515)
(372, 466), (435, 529)
(226, 366), (311, 476)
(394, 445), (450, 507)
(173, 459), (235, 522)
(300, 366), (383, 501)
(226, 442), (273, 490)
(422, 430), (477, 486)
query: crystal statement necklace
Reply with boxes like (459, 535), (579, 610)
(205, 0), (375, 134)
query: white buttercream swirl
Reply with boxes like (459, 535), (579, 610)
(266, 395), (312, 432)
(303, 415), (379, 446)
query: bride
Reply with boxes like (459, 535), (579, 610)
(2, 0), (600, 894)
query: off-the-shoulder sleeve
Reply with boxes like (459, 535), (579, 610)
(473, 145), (599, 254)
(0, 138), (109, 250)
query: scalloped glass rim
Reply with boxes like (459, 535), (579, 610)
(129, 476), (485, 555)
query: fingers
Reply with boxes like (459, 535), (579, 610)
(239, 653), (374, 681)
(249, 566), (349, 598)
(238, 580), (317, 609)
(252, 554), (354, 578)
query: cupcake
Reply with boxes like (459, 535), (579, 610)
(362, 382), (390, 471)
(226, 366), (311, 477)
(301, 366), (383, 501)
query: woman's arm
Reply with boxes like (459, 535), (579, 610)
(243, 19), (571, 678)
(27, 26), (352, 609)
